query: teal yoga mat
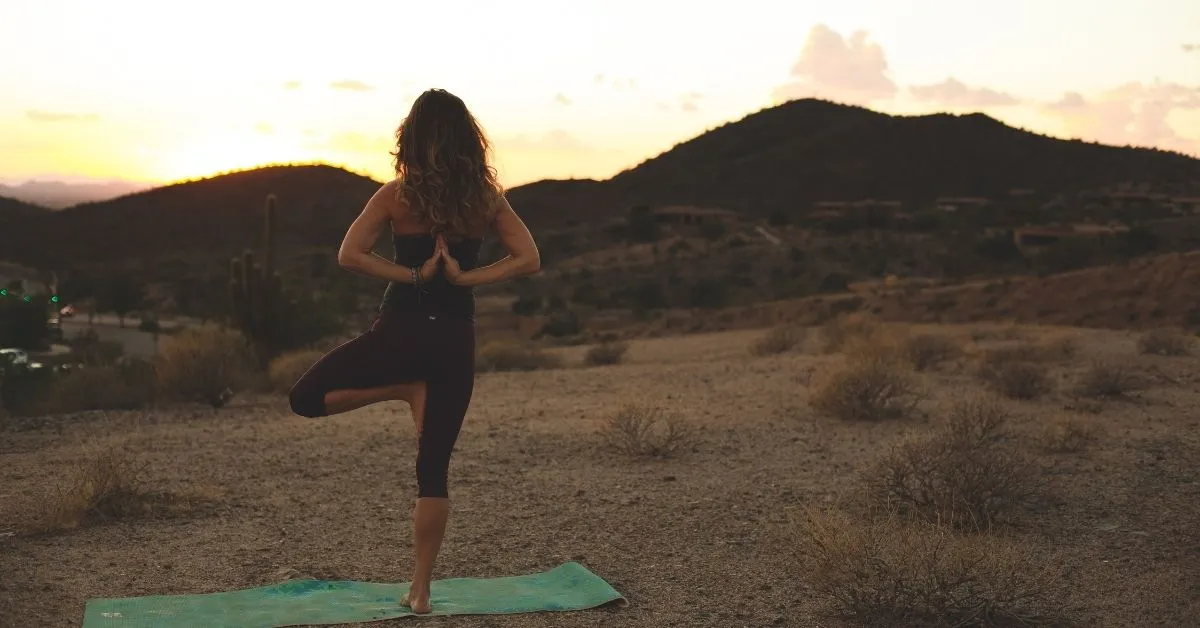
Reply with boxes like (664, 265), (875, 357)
(81, 562), (626, 627)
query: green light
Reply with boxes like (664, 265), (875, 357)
(22, 295), (31, 303)
(51, 295), (59, 303)
(0, 289), (6, 296)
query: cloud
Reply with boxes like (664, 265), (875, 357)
(499, 130), (592, 153)
(1042, 81), (1200, 155)
(553, 92), (572, 106)
(282, 80), (302, 90)
(329, 80), (373, 92)
(253, 122), (274, 135)
(908, 77), (1019, 107)
(679, 92), (704, 113)
(1184, 44), (1198, 52)
(318, 132), (392, 154)
(772, 24), (897, 105)
(593, 73), (637, 90)
(25, 110), (99, 123)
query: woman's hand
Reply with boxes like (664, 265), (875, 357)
(418, 239), (442, 283)
(437, 235), (463, 285)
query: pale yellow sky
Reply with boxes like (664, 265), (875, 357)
(1, 0), (1197, 188)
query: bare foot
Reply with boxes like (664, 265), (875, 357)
(400, 591), (431, 614)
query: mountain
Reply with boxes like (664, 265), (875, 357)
(5, 99), (1200, 268)
(0, 195), (49, 220)
(606, 99), (1200, 212)
(0, 180), (150, 209)
(1, 165), (381, 267)
(510, 99), (1200, 223)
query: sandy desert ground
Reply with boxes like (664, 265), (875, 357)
(2, 324), (1199, 627)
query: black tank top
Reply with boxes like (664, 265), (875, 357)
(380, 233), (483, 320)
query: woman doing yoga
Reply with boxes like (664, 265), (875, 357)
(288, 88), (540, 614)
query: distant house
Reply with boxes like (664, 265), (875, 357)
(1084, 191), (1170, 211)
(652, 205), (738, 227)
(1170, 197), (1200, 215)
(809, 199), (903, 216)
(1013, 223), (1129, 254)
(935, 197), (991, 213)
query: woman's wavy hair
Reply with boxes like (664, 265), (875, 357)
(391, 88), (502, 237)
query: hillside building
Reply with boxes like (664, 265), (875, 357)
(652, 205), (738, 227)
(935, 197), (991, 213)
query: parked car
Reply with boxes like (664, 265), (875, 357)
(0, 348), (43, 371)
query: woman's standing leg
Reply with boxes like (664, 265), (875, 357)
(401, 320), (475, 614)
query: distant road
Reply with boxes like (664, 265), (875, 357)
(57, 316), (199, 358)
(63, 314), (195, 330)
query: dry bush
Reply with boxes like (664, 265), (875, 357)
(866, 396), (1036, 530)
(267, 349), (324, 393)
(820, 312), (881, 354)
(795, 508), (1079, 627)
(476, 342), (563, 372)
(1042, 418), (1100, 454)
(156, 324), (255, 408)
(750, 325), (805, 356)
(1039, 334), (1081, 360)
(809, 352), (922, 421)
(902, 333), (962, 371)
(29, 446), (198, 534)
(584, 341), (630, 366)
(600, 403), (695, 458)
(36, 364), (154, 414)
(1137, 329), (1193, 356)
(1076, 361), (1141, 399)
(978, 349), (1055, 400)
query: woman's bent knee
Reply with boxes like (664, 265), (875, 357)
(288, 380), (326, 418)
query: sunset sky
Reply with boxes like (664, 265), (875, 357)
(2, 0), (1198, 189)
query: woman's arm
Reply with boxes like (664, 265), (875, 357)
(447, 196), (540, 287)
(337, 183), (419, 284)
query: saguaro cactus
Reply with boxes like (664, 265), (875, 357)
(231, 194), (283, 367)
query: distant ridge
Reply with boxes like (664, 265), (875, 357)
(5, 99), (1200, 265)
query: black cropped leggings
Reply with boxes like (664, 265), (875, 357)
(288, 309), (475, 498)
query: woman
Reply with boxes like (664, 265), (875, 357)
(288, 88), (540, 614)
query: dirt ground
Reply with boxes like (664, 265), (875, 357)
(2, 325), (1199, 627)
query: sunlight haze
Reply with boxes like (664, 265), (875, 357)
(2, 0), (1197, 189)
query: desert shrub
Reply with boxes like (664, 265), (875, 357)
(156, 324), (255, 408)
(1042, 417), (1100, 453)
(687, 279), (728, 309)
(67, 328), (124, 366)
(1137, 329), (1193, 356)
(511, 293), (542, 316)
(584, 341), (629, 366)
(1076, 361), (1141, 398)
(29, 446), (199, 534)
(809, 352), (921, 421)
(750, 325), (805, 356)
(600, 403), (695, 458)
(1039, 334), (1080, 360)
(866, 396), (1035, 530)
(476, 342), (562, 372)
(795, 508), (1079, 627)
(539, 308), (582, 338)
(38, 363), (155, 414)
(902, 333), (961, 371)
(0, 293), (50, 349)
(267, 349), (323, 393)
(978, 349), (1055, 400)
(819, 312), (881, 354)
